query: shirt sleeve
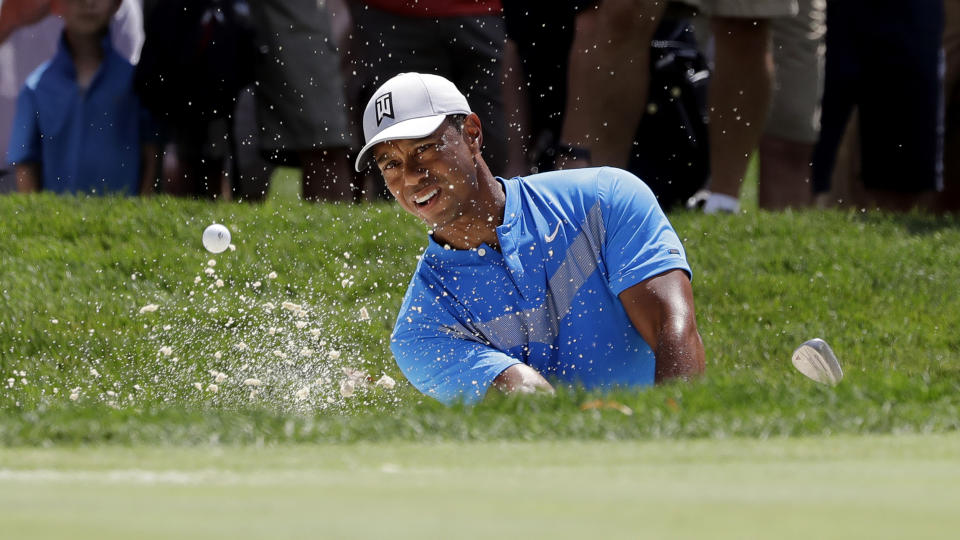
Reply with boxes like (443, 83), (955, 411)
(391, 277), (521, 406)
(6, 85), (41, 166)
(597, 167), (691, 296)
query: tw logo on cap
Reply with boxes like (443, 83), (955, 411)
(375, 92), (394, 126)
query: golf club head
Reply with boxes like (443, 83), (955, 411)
(791, 338), (843, 386)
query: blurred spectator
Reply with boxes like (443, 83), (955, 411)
(138, 0), (255, 200)
(0, 0), (143, 193)
(140, 0), (352, 202)
(234, 0), (354, 202)
(555, 1), (669, 170)
(228, 85), (277, 202)
(507, 1), (820, 212)
(499, 1), (581, 174)
(5, 0), (153, 195)
(811, 0), (944, 212)
(250, 0), (352, 202)
(502, 1), (710, 208)
(694, 0), (800, 214)
(344, 0), (507, 196)
(757, 0), (825, 210)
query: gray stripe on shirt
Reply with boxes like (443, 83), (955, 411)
(465, 202), (607, 351)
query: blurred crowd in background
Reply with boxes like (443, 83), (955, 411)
(1, 0), (957, 213)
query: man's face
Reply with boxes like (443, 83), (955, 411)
(59, 0), (119, 36)
(373, 118), (481, 231)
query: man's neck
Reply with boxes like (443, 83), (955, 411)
(65, 29), (106, 88)
(433, 168), (506, 251)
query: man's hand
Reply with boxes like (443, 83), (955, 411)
(492, 363), (555, 396)
(619, 268), (705, 383)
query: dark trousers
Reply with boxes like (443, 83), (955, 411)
(813, 0), (944, 193)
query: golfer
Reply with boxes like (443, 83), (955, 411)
(356, 73), (705, 405)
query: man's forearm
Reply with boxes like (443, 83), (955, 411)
(654, 319), (705, 384)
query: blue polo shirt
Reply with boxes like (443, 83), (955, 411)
(6, 32), (149, 195)
(391, 167), (691, 405)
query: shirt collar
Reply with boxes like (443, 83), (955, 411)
(497, 176), (521, 234)
(424, 234), (496, 265)
(422, 177), (519, 264)
(50, 29), (116, 81)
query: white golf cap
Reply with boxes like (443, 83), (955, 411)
(354, 72), (472, 172)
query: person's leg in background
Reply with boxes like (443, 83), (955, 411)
(810, 0), (859, 203)
(856, 0), (943, 211)
(758, 0), (825, 210)
(447, 15), (509, 174)
(139, 0), (231, 199)
(231, 86), (275, 202)
(560, 0), (666, 169)
(500, 0), (578, 175)
(251, 0), (353, 203)
(703, 0), (798, 213)
(161, 119), (228, 199)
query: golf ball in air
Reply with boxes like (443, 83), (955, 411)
(202, 224), (231, 253)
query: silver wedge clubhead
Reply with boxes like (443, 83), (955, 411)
(791, 338), (843, 386)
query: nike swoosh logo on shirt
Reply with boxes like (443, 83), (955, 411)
(544, 222), (561, 243)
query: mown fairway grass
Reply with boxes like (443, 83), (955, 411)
(2, 434), (959, 540)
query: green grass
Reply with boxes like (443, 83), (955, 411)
(267, 166), (303, 203)
(2, 434), (959, 539)
(1, 191), (959, 444)
(2, 185), (958, 537)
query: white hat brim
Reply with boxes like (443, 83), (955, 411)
(354, 114), (448, 172)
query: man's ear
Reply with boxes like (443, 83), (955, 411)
(462, 113), (484, 153)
